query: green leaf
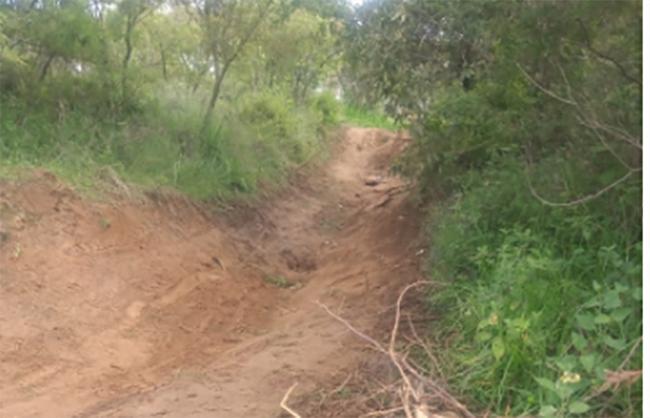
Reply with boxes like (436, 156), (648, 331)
(594, 314), (611, 324)
(539, 405), (557, 417)
(554, 355), (577, 371)
(491, 336), (505, 361)
(571, 332), (588, 351)
(611, 307), (632, 322)
(614, 283), (629, 293)
(576, 313), (596, 331)
(603, 290), (622, 309)
(535, 377), (557, 393)
(476, 330), (491, 342)
(603, 335), (626, 350)
(580, 354), (596, 372)
(568, 401), (590, 414)
(582, 296), (600, 308)
(477, 318), (491, 329)
(556, 382), (577, 399)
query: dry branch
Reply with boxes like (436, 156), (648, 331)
(519, 60), (641, 207)
(280, 382), (301, 418)
(524, 162), (639, 208)
(318, 282), (476, 418)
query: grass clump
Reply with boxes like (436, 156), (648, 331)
(264, 275), (293, 289)
(0, 88), (334, 201)
(342, 104), (397, 130)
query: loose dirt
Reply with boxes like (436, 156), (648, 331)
(0, 127), (425, 418)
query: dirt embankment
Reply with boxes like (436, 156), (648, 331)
(0, 127), (426, 418)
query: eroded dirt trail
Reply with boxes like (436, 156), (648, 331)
(0, 128), (424, 418)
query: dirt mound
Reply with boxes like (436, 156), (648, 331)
(0, 127), (425, 418)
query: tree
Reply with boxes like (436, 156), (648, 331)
(118, 0), (151, 103)
(179, 0), (274, 128)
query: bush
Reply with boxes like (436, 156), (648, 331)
(310, 91), (341, 126)
(428, 158), (641, 416)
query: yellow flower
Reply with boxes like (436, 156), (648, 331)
(560, 371), (581, 384)
(489, 313), (499, 325)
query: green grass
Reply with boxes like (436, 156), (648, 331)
(0, 91), (334, 201)
(263, 275), (293, 288)
(423, 159), (641, 417)
(342, 105), (398, 130)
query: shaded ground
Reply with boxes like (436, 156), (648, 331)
(0, 127), (426, 418)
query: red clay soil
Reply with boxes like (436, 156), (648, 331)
(0, 127), (426, 418)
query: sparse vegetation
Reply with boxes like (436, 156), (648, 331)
(342, 105), (397, 131)
(264, 275), (293, 289)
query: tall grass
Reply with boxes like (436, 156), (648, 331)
(0, 89), (337, 200)
(342, 104), (397, 130)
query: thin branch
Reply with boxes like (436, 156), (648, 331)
(524, 156), (640, 208)
(576, 19), (641, 86)
(280, 382), (301, 418)
(362, 406), (404, 417)
(577, 116), (642, 150)
(517, 63), (577, 106)
(618, 337), (642, 371)
(576, 115), (636, 171)
(319, 282), (476, 418)
(317, 302), (388, 355)
(406, 314), (444, 377)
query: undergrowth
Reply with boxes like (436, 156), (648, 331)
(0, 90), (339, 200)
(342, 104), (397, 130)
(427, 158), (641, 416)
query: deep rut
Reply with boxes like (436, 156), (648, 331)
(0, 127), (424, 418)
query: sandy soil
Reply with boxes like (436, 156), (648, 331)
(0, 127), (426, 418)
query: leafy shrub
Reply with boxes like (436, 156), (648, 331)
(310, 91), (341, 126)
(428, 158), (641, 416)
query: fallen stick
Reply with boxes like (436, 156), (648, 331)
(318, 281), (476, 418)
(280, 382), (301, 418)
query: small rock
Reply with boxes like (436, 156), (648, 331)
(0, 224), (9, 247)
(364, 175), (383, 186)
(13, 214), (26, 230)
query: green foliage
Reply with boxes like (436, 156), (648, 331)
(0, 88), (329, 200)
(342, 105), (397, 130)
(345, 0), (641, 416)
(0, 0), (342, 200)
(310, 91), (341, 126)
(264, 274), (293, 288)
(429, 160), (641, 415)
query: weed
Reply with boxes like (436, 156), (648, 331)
(99, 218), (111, 229)
(264, 275), (293, 289)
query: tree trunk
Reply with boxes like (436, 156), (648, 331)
(121, 17), (135, 104)
(39, 53), (55, 81)
(202, 59), (232, 130)
(159, 42), (168, 81)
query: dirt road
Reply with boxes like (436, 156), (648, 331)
(0, 127), (425, 417)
